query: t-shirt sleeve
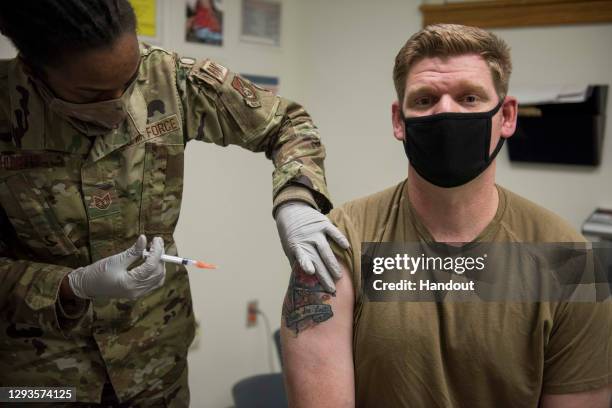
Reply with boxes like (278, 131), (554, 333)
(543, 301), (612, 394)
(327, 207), (362, 301)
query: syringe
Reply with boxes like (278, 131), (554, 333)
(142, 250), (217, 269)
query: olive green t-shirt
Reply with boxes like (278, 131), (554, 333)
(329, 180), (611, 408)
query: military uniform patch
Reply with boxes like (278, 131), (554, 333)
(90, 192), (112, 210)
(200, 60), (228, 84)
(145, 115), (180, 139)
(0, 153), (64, 170)
(85, 183), (120, 219)
(127, 114), (180, 147)
(232, 76), (261, 108)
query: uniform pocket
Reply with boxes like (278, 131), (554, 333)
(0, 173), (78, 258)
(139, 142), (184, 235)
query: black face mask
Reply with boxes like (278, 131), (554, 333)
(403, 100), (504, 188)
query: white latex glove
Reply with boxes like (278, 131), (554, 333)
(68, 235), (165, 300)
(275, 202), (350, 292)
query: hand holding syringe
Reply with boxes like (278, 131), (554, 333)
(142, 250), (217, 269)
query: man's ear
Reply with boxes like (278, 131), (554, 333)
(500, 96), (518, 139)
(392, 101), (406, 142)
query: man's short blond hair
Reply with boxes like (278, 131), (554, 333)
(393, 24), (512, 105)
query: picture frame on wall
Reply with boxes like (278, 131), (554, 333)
(241, 0), (281, 46)
(129, 0), (163, 45)
(186, 0), (224, 46)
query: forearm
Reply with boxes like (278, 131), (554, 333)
(269, 99), (331, 213)
(60, 275), (76, 300)
(57, 274), (88, 321)
(282, 326), (355, 408)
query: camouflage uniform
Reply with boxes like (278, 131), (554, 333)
(0, 44), (332, 405)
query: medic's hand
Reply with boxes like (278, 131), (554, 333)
(275, 202), (350, 293)
(67, 235), (166, 300)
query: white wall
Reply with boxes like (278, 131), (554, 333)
(2, 1), (611, 407)
(297, 0), (420, 204)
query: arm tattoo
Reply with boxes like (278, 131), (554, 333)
(282, 264), (335, 336)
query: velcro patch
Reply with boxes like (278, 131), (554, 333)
(200, 60), (228, 84)
(232, 76), (261, 108)
(128, 114), (180, 146)
(90, 191), (112, 210)
(146, 115), (180, 139)
(86, 183), (120, 219)
(0, 153), (65, 170)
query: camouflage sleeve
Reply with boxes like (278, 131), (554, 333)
(175, 56), (332, 214)
(0, 204), (89, 336)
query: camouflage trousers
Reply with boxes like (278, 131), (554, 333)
(5, 365), (189, 408)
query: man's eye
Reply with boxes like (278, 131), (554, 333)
(463, 95), (479, 103)
(415, 97), (432, 106)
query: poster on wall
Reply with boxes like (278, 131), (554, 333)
(241, 74), (280, 94)
(129, 0), (162, 44)
(186, 0), (224, 46)
(241, 0), (281, 46)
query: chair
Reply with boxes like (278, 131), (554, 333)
(231, 329), (288, 408)
(231, 373), (288, 408)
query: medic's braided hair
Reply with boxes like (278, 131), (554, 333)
(0, 0), (136, 67)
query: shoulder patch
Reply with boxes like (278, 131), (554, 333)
(200, 60), (228, 84)
(232, 76), (261, 108)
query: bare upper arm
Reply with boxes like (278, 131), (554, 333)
(541, 385), (611, 408)
(280, 261), (355, 408)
